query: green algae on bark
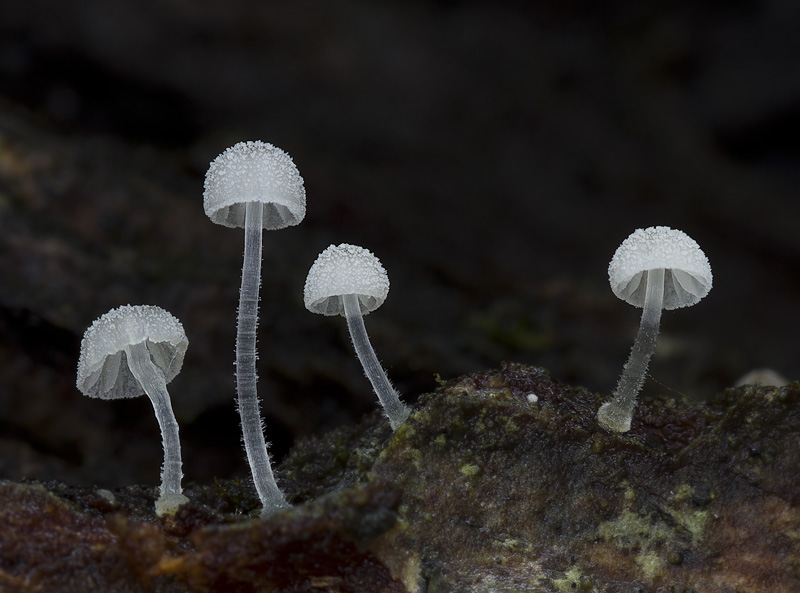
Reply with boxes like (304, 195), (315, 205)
(293, 363), (800, 592)
(1, 364), (799, 592)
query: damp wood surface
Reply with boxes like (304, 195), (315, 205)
(1, 363), (798, 593)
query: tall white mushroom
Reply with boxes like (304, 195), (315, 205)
(598, 226), (712, 433)
(76, 304), (190, 516)
(204, 140), (306, 515)
(304, 243), (410, 430)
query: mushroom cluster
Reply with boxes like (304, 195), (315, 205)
(72, 137), (721, 525)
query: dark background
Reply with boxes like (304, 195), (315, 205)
(0, 0), (798, 489)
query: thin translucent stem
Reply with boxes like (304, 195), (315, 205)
(237, 200), (288, 516)
(124, 341), (189, 516)
(598, 267), (665, 433)
(343, 293), (410, 430)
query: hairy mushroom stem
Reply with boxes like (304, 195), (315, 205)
(599, 267), (665, 432)
(124, 341), (186, 512)
(304, 243), (410, 431)
(237, 200), (288, 515)
(343, 293), (409, 430)
(204, 141), (305, 517)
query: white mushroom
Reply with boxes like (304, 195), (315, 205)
(598, 226), (712, 433)
(76, 305), (190, 516)
(304, 243), (410, 430)
(204, 140), (306, 515)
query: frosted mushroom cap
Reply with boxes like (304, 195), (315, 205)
(77, 305), (188, 399)
(608, 226), (712, 310)
(304, 243), (390, 316)
(203, 140), (306, 230)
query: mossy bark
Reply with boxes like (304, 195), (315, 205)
(1, 364), (798, 592)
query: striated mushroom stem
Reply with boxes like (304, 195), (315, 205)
(124, 340), (189, 515)
(237, 200), (288, 515)
(598, 267), (665, 432)
(343, 293), (410, 430)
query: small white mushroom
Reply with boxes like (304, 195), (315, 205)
(304, 243), (410, 430)
(204, 140), (305, 516)
(76, 305), (190, 516)
(734, 368), (789, 388)
(598, 226), (712, 433)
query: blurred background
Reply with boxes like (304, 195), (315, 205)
(0, 0), (798, 488)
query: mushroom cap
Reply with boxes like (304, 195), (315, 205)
(203, 140), (306, 230)
(77, 305), (189, 400)
(304, 243), (390, 316)
(608, 226), (712, 310)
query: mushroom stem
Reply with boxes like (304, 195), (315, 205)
(124, 341), (189, 515)
(343, 293), (410, 430)
(237, 200), (288, 516)
(598, 267), (665, 432)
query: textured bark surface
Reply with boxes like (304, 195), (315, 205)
(2, 364), (797, 592)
